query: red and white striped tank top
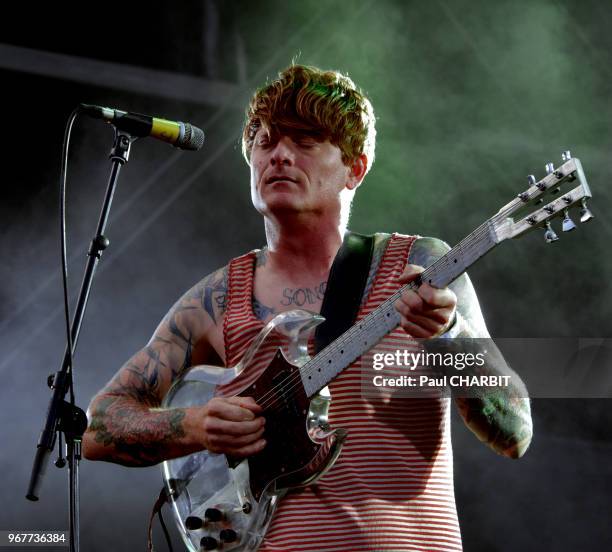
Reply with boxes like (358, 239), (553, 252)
(223, 233), (462, 551)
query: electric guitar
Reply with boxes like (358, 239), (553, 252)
(161, 153), (592, 551)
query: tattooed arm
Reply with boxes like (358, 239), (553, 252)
(82, 266), (266, 466)
(405, 237), (533, 459)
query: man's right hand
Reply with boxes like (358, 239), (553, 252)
(191, 396), (266, 457)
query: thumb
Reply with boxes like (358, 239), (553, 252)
(398, 264), (424, 283)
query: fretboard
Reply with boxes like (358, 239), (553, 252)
(301, 221), (499, 398)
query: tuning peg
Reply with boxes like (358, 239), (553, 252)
(561, 150), (571, 161)
(562, 209), (576, 232)
(544, 221), (559, 243)
(545, 162), (554, 175)
(579, 198), (594, 223)
(527, 174), (536, 186)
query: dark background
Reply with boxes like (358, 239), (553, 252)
(1, 1), (610, 550)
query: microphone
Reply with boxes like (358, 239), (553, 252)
(79, 103), (205, 151)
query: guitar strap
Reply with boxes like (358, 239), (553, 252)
(314, 231), (375, 354)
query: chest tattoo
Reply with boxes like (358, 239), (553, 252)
(252, 297), (276, 321)
(280, 281), (327, 307)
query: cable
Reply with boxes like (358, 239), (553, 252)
(157, 507), (174, 552)
(59, 108), (81, 404)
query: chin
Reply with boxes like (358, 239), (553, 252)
(258, 190), (303, 212)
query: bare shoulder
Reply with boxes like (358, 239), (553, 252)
(158, 263), (230, 349)
(186, 264), (230, 327)
(407, 236), (451, 266)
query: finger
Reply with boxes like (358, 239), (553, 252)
(208, 397), (259, 421)
(398, 314), (436, 339)
(396, 291), (454, 325)
(207, 416), (265, 437)
(227, 395), (263, 413)
(401, 311), (444, 333)
(416, 304), (456, 326)
(398, 264), (424, 283)
(396, 290), (424, 314)
(226, 438), (267, 459)
(418, 284), (457, 308)
(209, 425), (265, 447)
(399, 307), (456, 338)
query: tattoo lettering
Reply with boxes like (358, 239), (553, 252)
(280, 282), (327, 307)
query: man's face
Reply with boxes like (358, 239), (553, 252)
(249, 126), (355, 221)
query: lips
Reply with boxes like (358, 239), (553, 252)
(265, 174), (299, 185)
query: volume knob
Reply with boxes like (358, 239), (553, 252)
(200, 536), (218, 551)
(185, 516), (203, 530)
(204, 508), (223, 522)
(220, 529), (238, 543)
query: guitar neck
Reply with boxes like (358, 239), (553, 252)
(302, 220), (500, 398)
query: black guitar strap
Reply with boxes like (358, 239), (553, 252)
(314, 231), (375, 354)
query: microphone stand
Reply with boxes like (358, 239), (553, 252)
(27, 128), (135, 552)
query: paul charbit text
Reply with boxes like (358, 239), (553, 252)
(372, 375), (511, 388)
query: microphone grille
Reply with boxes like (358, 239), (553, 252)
(179, 123), (205, 151)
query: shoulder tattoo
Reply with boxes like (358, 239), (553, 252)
(196, 266), (228, 325)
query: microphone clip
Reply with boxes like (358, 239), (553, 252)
(110, 128), (136, 164)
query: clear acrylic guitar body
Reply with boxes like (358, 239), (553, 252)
(161, 309), (346, 552)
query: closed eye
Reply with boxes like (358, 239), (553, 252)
(296, 139), (316, 148)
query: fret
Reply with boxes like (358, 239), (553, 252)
(301, 221), (499, 398)
(424, 221), (497, 289)
(302, 300), (400, 397)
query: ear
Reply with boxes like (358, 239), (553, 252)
(346, 154), (368, 190)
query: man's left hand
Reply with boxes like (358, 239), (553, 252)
(394, 264), (457, 338)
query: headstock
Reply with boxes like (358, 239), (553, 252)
(491, 151), (593, 243)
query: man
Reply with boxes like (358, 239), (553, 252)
(83, 64), (532, 551)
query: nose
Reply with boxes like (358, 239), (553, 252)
(269, 137), (294, 166)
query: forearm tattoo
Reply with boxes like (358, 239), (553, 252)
(89, 306), (196, 465)
(410, 236), (533, 456)
(88, 397), (186, 466)
(456, 394), (533, 458)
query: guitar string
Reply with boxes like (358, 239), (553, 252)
(252, 213), (500, 412)
(253, 212), (505, 413)
(256, 252), (481, 415)
(250, 173), (576, 412)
